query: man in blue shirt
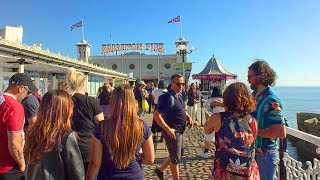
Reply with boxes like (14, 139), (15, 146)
(248, 60), (286, 180)
(153, 74), (194, 180)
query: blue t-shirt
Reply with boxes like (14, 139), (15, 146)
(93, 120), (151, 180)
(157, 89), (187, 133)
(252, 87), (285, 149)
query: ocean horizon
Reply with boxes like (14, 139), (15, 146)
(272, 86), (320, 129)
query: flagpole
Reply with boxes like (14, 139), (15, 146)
(179, 14), (183, 38)
(81, 19), (85, 40)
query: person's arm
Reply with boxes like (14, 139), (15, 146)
(210, 101), (224, 107)
(258, 99), (286, 139)
(186, 111), (194, 128)
(92, 98), (104, 122)
(87, 135), (103, 180)
(7, 132), (25, 171)
(139, 135), (155, 164)
(258, 124), (286, 139)
(94, 113), (104, 122)
(27, 116), (37, 127)
(61, 132), (85, 180)
(204, 113), (221, 134)
(153, 110), (176, 139)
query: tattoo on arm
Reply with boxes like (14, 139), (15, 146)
(11, 145), (24, 160)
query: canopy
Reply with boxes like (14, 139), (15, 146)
(192, 55), (237, 81)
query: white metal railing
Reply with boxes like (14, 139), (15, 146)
(282, 127), (320, 180)
(196, 104), (320, 179)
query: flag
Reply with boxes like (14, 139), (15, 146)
(168, 15), (180, 23)
(71, 20), (82, 31)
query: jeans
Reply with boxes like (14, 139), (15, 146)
(255, 151), (278, 180)
(0, 166), (24, 180)
(138, 108), (145, 119)
(187, 103), (198, 122)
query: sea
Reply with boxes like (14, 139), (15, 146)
(270, 86), (320, 164)
(272, 86), (320, 129)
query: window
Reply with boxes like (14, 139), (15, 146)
(164, 63), (171, 69)
(147, 64), (153, 69)
(112, 64), (118, 70)
(129, 64), (135, 70)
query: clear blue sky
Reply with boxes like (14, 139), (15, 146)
(2, 0), (320, 86)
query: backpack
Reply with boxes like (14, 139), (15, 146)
(215, 112), (255, 177)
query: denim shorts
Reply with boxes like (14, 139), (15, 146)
(162, 130), (183, 164)
(255, 151), (278, 180)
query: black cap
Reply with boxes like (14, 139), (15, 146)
(9, 73), (38, 93)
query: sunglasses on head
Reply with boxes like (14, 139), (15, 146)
(174, 82), (185, 87)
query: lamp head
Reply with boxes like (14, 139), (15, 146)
(176, 44), (186, 52)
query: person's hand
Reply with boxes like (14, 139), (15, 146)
(19, 163), (26, 172)
(205, 111), (211, 120)
(166, 128), (176, 140)
(210, 101), (220, 107)
(187, 117), (194, 128)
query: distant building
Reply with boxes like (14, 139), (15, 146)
(0, 26), (129, 96)
(87, 37), (193, 85)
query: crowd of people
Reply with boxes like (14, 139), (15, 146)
(0, 59), (286, 180)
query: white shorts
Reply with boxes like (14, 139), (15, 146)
(204, 132), (215, 142)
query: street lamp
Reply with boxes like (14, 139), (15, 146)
(176, 44), (194, 99)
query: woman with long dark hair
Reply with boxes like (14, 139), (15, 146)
(24, 90), (84, 180)
(87, 85), (154, 180)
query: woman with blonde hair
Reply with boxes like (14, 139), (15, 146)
(87, 85), (155, 180)
(24, 90), (84, 180)
(66, 68), (104, 174)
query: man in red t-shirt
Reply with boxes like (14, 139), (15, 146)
(0, 73), (38, 180)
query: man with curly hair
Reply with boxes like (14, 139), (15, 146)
(248, 59), (286, 180)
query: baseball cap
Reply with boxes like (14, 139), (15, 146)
(9, 73), (38, 93)
(139, 81), (146, 87)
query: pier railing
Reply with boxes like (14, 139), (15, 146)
(279, 127), (320, 180)
(197, 97), (320, 180)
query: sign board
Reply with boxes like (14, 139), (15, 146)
(102, 43), (164, 54)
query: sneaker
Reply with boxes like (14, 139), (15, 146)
(200, 152), (209, 158)
(159, 136), (164, 142)
(154, 168), (164, 180)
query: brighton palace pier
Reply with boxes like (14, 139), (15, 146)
(1, 26), (320, 179)
(0, 26), (192, 96)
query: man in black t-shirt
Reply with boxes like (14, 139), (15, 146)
(22, 93), (39, 131)
(153, 74), (194, 180)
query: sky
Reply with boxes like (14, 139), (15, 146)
(1, 0), (320, 86)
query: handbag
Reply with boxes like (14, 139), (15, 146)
(141, 99), (149, 111)
(187, 100), (194, 106)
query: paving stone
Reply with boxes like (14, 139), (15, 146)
(142, 113), (215, 179)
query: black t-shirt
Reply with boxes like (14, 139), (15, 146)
(157, 89), (187, 133)
(72, 93), (103, 162)
(21, 95), (40, 130)
(98, 90), (111, 105)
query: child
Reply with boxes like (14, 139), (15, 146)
(200, 87), (224, 158)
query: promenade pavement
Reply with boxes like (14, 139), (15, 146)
(142, 112), (215, 180)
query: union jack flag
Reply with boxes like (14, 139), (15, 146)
(168, 15), (180, 23)
(70, 20), (82, 31)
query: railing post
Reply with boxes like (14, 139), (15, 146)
(279, 119), (288, 180)
(200, 95), (203, 126)
(279, 138), (287, 180)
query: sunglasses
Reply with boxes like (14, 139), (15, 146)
(173, 82), (185, 87)
(247, 75), (256, 79)
(22, 86), (32, 94)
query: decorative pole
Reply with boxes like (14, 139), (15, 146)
(179, 14), (183, 38)
(81, 19), (85, 41)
